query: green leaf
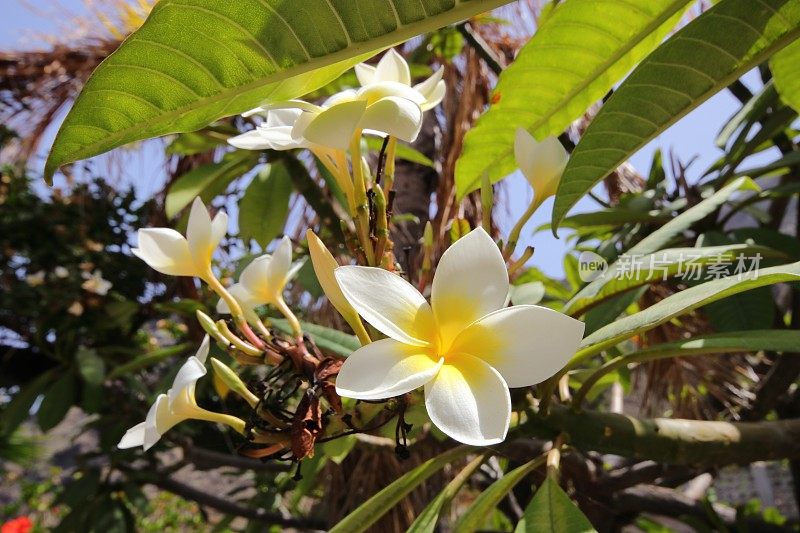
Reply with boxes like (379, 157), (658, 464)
(552, 0), (800, 230)
(239, 163), (293, 248)
(565, 243), (780, 317)
(107, 343), (192, 379)
(0, 369), (58, 436)
(330, 446), (471, 533)
(320, 434), (357, 464)
(510, 281), (546, 305)
(76, 347), (106, 385)
(455, 0), (691, 197)
(38, 373), (77, 431)
(45, 0), (516, 182)
(166, 150), (258, 218)
(271, 319), (359, 356)
(165, 125), (239, 155)
(573, 261), (800, 364)
(560, 208), (669, 229)
(515, 477), (596, 533)
(408, 454), (487, 533)
(772, 39), (800, 113)
(574, 330), (800, 406)
(454, 455), (547, 533)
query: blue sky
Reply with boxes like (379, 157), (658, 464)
(2, 0), (776, 277)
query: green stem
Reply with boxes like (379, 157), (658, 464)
(350, 130), (376, 265)
(504, 196), (542, 259)
(273, 296), (302, 338)
(201, 268), (265, 350)
(216, 320), (262, 357)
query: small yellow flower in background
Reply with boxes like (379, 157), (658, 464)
(514, 128), (569, 202)
(306, 230), (370, 345)
(25, 270), (45, 287)
(354, 48), (445, 112)
(81, 270), (112, 296)
(216, 236), (301, 324)
(132, 197), (226, 278)
(118, 336), (244, 451)
(333, 227), (584, 446)
(54, 266), (69, 279)
(67, 301), (84, 316)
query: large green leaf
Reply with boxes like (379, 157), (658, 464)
(239, 163), (293, 248)
(552, 0), (800, 230)
(271, 319), (359, 356)
(455, 0), (691, 197)
(44, 0), (515, 183)
(407, 453), (486, 533)
(574, 330), (800, 406)
(572, 261), (800, 364)
(515, 477), (596, 533)
(772, 39), (800, 113)
(330, 446), (471, 533)
(454, 455), (547, 533)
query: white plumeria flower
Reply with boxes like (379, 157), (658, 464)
(514, 128), (569, 202)
(216, 236), (301, 323)
(355, 48), (445, 112)
(118, 336), (240, 451)
(333, 227), (584, 446)
(132, 197), (227, 278)
(81, 270), (112, 296)
(229, 108), (311, 151)
(54, 266), (69, 279)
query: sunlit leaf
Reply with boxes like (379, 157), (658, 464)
(772, 39), (800, 113)
(456, 0), (691, 197)
(553, 0), (800, 230)
(515, 477), (596, 533)
(45, 0), (515, 182)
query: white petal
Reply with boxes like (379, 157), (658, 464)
(143, 395), (168, 450)
(117, 422), (146, 449)
(229, 130), (273, 150)
(514, 128), (538, 178)
(335, 339), (442, 400)
(424, 355), (511, 446)
(449, 306), (584, 388)
(358, 81), (426, 106)
(217, 283), (262, 315)
(414, 66), (445, 109)
(431, 227), (508, 351)
(210, 211), (228, 250)
(239, 255), (273, 295)
(168, 356), (207, 406)
(515, 131), (568, 199)
(360, 96), (423, 143)
(133, 228), (195, 277)
(376, 49), (411, 85)
(355, 63), (377, 86)
(266, 108), (303, 128)
(186, 197), (212, 260)
(266, 236), (292, 290)
(335, 266), (435, 347)
(195, 335), (211, 364)
(322, 89), (358, 107)
(302, 100), (367, 150)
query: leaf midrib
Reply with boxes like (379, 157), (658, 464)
(46, 0), (514, 177)
(463, 0), (691, 193)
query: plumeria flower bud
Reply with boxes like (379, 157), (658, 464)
(132, 197), (227, 279)
(306, 230), (370, 345)
(210, 358), (259, 408)
(118, 336), (245, 451)
(333, 227), (584, 446)
(354, 48), (446, 111)
(215, 236), (301, 324)
(514, 128), (569, 201)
